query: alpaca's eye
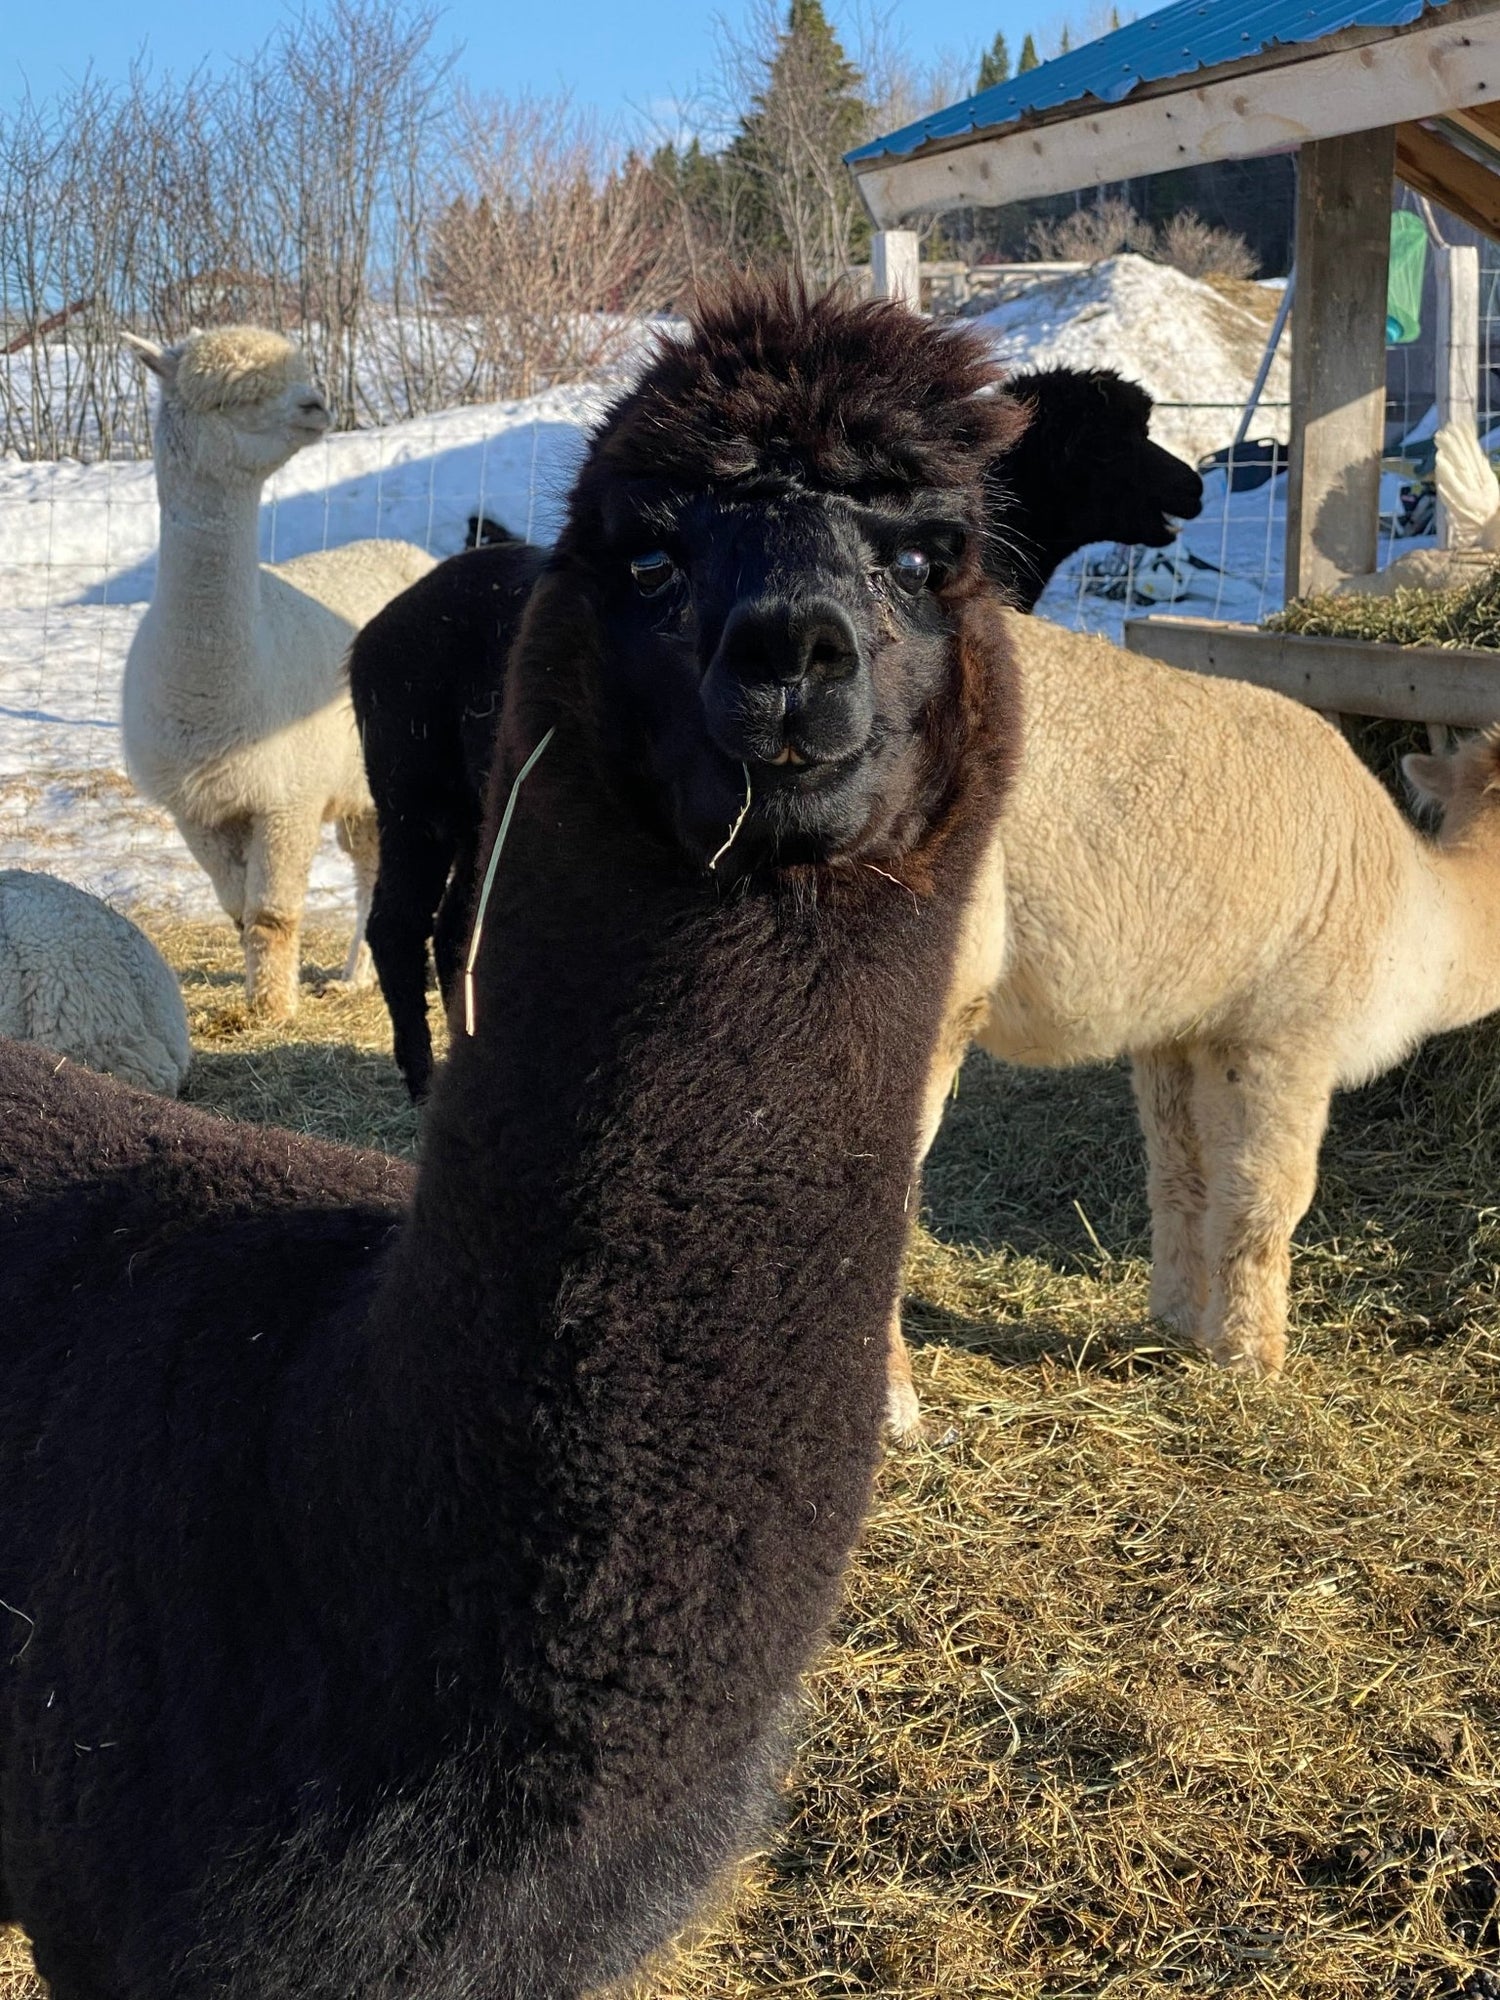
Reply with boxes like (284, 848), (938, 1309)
(891, 549), (932, 593)
(630, 551), (676, 598)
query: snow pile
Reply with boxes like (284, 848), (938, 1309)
(974, 255), (1289, 467)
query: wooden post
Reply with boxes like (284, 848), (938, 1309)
(871, 230), (921, 312)
(1285, 128), (1396, 600)
(1434, 241), (1481, 548)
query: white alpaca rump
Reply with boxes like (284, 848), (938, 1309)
(122, 325), (435, 1019)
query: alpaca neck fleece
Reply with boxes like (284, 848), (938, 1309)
(144, 416), (265, 720)
(303, 615), (1013, 1888)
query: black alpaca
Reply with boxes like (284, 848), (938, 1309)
(353, 533), (546, 1094)
(0, 283), (1023, 2000)
(354, 362), (1201, 1099)
(993, 365), (1205, 609)
(465, 511), (518, 547)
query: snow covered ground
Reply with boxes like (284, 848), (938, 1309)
(0, 385), (606, 918)
(0, 273), (1434, 924)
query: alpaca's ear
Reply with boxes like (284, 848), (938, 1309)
(1402, 750), (1457, 807)
(121, 332), (178, 385)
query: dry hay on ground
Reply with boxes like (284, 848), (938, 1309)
(3, 921), (1498, 2000)
(158, 917), (427, 1158)
(1270, 564), (1500, 652)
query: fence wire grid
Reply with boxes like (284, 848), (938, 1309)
(0, 233), (1490, 922)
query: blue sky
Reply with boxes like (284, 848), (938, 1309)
(5, 2), (1073, 130)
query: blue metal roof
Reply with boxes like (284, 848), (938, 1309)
(847, 0), (1444, 165)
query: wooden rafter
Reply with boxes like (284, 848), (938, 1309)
(1395, 119), (1500, 241)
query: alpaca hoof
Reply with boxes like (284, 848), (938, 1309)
(1201, 1331), (1285, 1378)
(247, 992), (298, 1025)
(341, 942), (377, 991)
(885, 1377), (923, 1438)
(245, 973), (299, 1023)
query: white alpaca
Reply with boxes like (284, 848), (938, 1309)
(904, 614), (1500, 1388)
(0, 871), (191, 1095)
(121, 326), (435, 1019)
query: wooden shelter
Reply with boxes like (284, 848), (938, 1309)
(847, 0), (1500, 725)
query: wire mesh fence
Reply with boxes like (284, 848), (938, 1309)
(1, 235), (1492, 923)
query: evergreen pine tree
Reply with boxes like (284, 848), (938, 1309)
(1058, 24), (1072, 52)
(1018, 32), (1041, 70)
(727, 0), (869, 278)
(977, 31), (1011, 90)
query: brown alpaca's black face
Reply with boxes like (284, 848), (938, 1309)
(592, 479), (975, 872)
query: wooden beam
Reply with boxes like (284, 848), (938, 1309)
(852, 9), (1500, 223)
(1285, 128), (1394, 601)
(1122, 617), (1500, 728)
(870, 230), (921, 311)
(1459, 96), (1500, 143)
(1442, 104), (1500, 155)
(1395, 119), (1500, 240)
(1435, 241), (1482, 549)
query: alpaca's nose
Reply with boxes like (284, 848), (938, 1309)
(712, 597), (863, 689)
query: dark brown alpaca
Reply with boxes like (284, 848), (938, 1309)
(352, 364), (1201, 1101)
(0, 283), (1023, 2000)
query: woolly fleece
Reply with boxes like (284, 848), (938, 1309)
(172, 326), (307, 413)
(0, 870), (190, 1093)
(0, 282), (1023, 2000)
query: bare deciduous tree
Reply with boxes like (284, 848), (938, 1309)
(245, 0), (454, 427)
(0, 2), (459, 457)
(1157, 209), (1259, 281)
(1027, 197), (1257, 279)
(1027, 196), (1157, 263)
(433, 93), (681, 402)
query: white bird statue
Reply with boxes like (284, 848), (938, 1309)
(1435, 420), (1500, 551)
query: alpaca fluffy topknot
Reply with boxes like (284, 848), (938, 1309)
(593, 279), (1024, 498)
(172, 326), (307, 412)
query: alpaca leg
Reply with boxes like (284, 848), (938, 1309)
(366, 829), (456, 1100)
(175, 817), (251, 928)
(1131, 1047), (1207, 1337)
(432, 830), (480, 1006)
(879, 1045), (966, 1442)
(241, 811), (322, 1021)
(337, 813), (380, 989)
(885, 1304), (921, 1437)
(1192, 1047), (1333, 1377)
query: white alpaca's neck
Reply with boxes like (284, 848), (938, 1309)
(146, 425), (266, 705)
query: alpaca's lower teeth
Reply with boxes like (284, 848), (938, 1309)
(769, 745), (806, 767)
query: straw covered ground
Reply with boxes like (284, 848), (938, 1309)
(3, 917), (1498, 2000)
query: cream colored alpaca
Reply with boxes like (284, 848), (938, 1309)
(903, 615), (1500, 1392)
(122, 326), (435, 1020)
